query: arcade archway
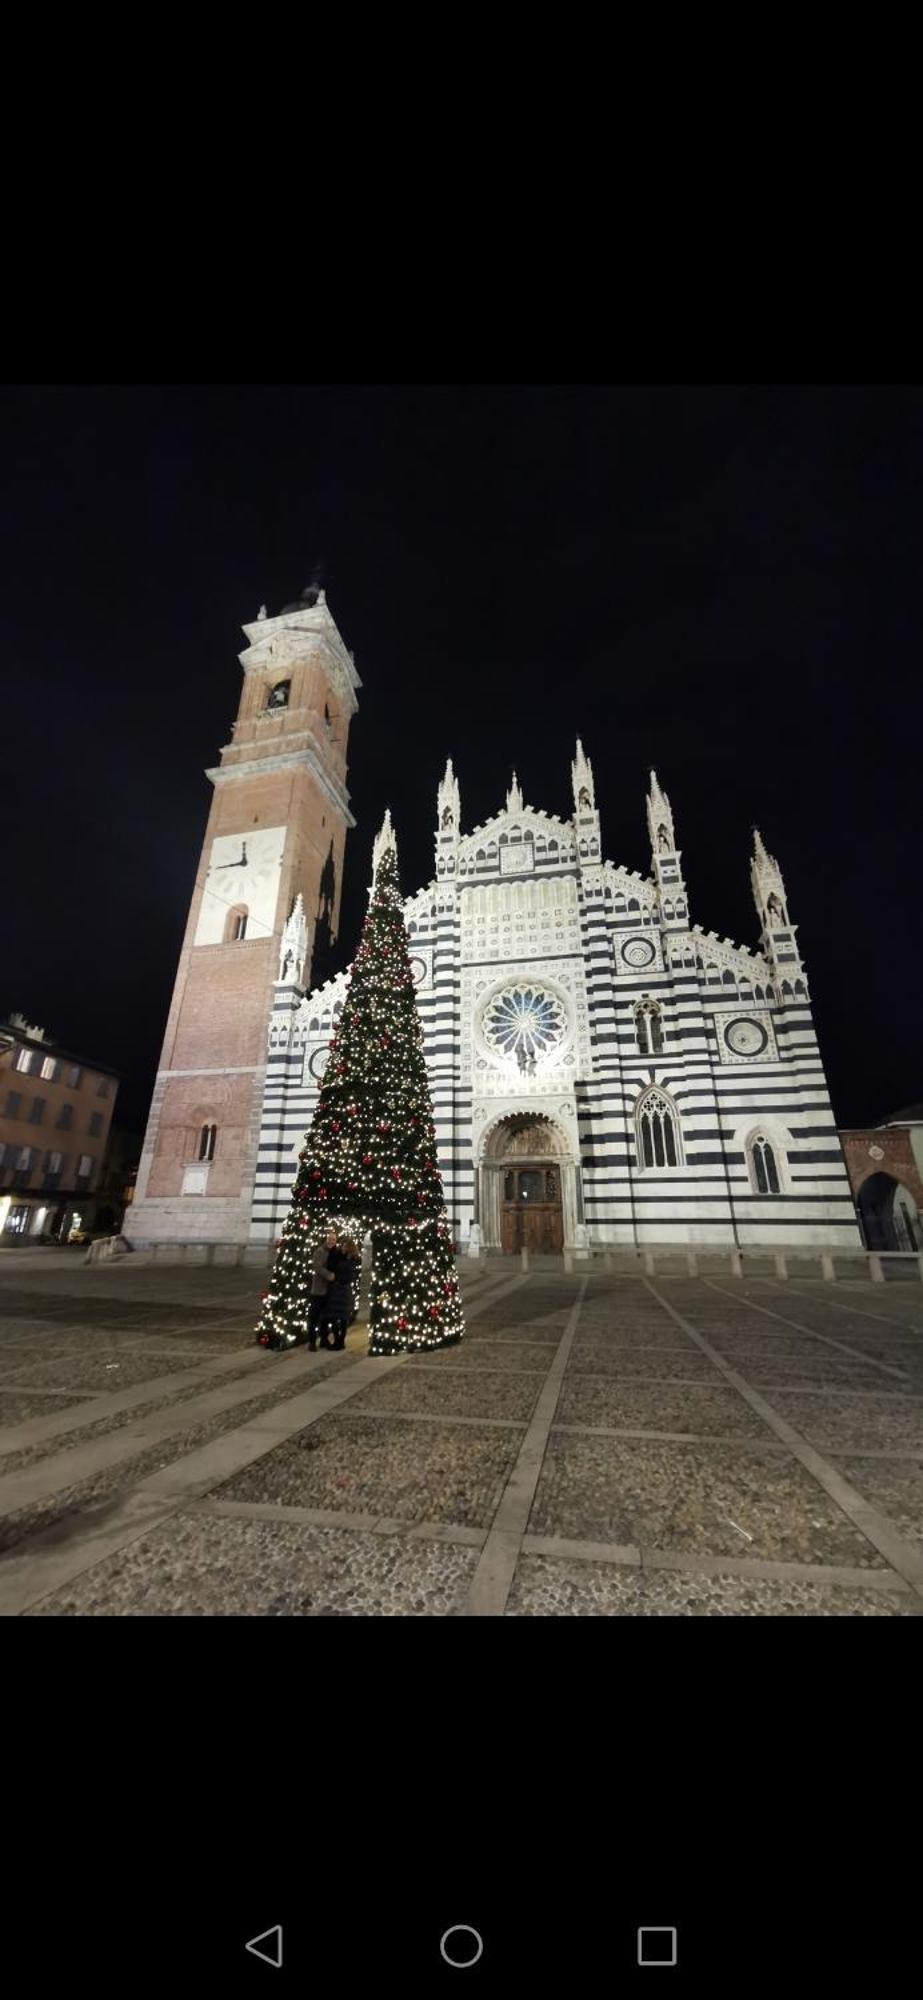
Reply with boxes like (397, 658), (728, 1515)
(857, 1171), (923, 1252)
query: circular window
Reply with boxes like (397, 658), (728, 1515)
(308, 1045), (330, 1081)
(622, 936), (656, 969)
(724, 1017), (768, 1058)
(482, 985), (567, 1067)
(409, 954), (427, 986)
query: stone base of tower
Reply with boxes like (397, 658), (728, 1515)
(123, 1195), (256, 1250)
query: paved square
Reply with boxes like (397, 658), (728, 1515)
(0, 1253), (921, 1615)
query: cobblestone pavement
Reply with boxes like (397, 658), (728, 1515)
(1, 1252), (922, 1616)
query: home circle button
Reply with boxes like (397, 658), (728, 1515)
(440, 1925), (484, 1968)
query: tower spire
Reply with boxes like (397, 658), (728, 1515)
(571, 738), (596, 815)
(646, 770), (689, 927)
(506, 771), (523, 814)
(436, 758), (461, 877)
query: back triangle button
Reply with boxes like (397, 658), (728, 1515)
(245, 1925), (283, 1968)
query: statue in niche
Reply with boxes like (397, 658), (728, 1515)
(658, 825), (670, 852)
(441, 807), (454, 829)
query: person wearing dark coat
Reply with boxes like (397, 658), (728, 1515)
(323, 1242), (359, 1350)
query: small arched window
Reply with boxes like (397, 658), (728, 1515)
(224, 904), (249, 942)
(634, 999), (664, 1056)
(198, 1123), (217, 1163)
(750, 1135), (780, 1194)
(266, 679), (290, 711)
(637, 1088), (680, 1169)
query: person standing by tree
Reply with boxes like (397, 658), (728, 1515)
(307, 1231), (338, 1350)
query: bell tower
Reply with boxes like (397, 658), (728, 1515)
(127, 587), (361, 1249)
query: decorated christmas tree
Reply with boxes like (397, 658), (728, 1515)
(256, 812), (465, 1356)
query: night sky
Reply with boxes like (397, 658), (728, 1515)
(2, 384), (920, 1138)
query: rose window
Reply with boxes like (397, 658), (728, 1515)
(483, 986), (567, 1070)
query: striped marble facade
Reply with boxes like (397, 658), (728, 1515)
(250, 752), (861, 1252)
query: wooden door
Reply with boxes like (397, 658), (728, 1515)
(500, 1167), (563, 1254)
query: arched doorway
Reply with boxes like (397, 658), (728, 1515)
(480, 1114), (569, 1254)
(857, 1171), (923, 1251)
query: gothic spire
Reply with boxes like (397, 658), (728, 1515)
(646, 768), (676, 857)
(750, 827), (789, 930)
(371, 807), (398, 884)
(571, 738), (596, 815)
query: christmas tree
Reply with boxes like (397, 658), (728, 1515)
(256, 812), (465, 1356)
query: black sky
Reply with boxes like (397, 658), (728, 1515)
(2, 384), (920, 1136)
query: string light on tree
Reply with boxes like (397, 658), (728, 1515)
(255, 810), (465, 1356)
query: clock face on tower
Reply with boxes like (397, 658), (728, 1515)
(193, 825), (287, 946)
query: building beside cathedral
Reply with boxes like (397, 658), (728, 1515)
(128, 589), (861, 1258)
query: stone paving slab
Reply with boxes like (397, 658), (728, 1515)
(0, 1358), (344, 1476)
(556, 1379), (769, 1439)
(830, 1456), (923, 1549)
(735, 1355), (899, 1389)
(572, 1328), (698, 1353)
(0, 1389), (97, 1425)
(216, 1413), (525, 1527)
(565, 1349), (725, 1381)
(528, 1433), (883, 1565)
(0, 1366), (354, 1557)
(766, 1392), (923, 1456)
(506, 1556), (917, 1616)
(0, 1351), (215, 1393)
(347, 1368), (542, 1422)
(26, 1511), (479, 1617)
(419, 1340), (552, 1373)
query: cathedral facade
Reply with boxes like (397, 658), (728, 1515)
(127, 589), (860, 1257)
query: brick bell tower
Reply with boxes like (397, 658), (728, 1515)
(126, 587), (360, 1249)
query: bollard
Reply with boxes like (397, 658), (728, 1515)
(686, 1253), (698, 1277)
(603, 1250), (614, 1271)
(820, 1253), (836, 1282)
(729, 1250), (743, 1279)
(643, 1250), (656, 1276)
(563, 1249), (574, 1273)
(520, 1246), (530, 1272)
(867, 1253), (885, 1283)
(918, 1253), (923, 1285)
(773, 1253), (788, 1281)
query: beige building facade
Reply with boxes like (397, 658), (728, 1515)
(0, 1015), (119, 1242)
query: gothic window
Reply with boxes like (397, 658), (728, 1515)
(723, 969), (735, 986)
(628, 897), (640, 913)
(224, 905), (248, 942)
(749, 1135), (781, 1195)
(637, 1088), (680, 1169)
(266, 679), (290, 710)
(634, 999), (664, 1056)
(198, 1123), (217, 1163)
